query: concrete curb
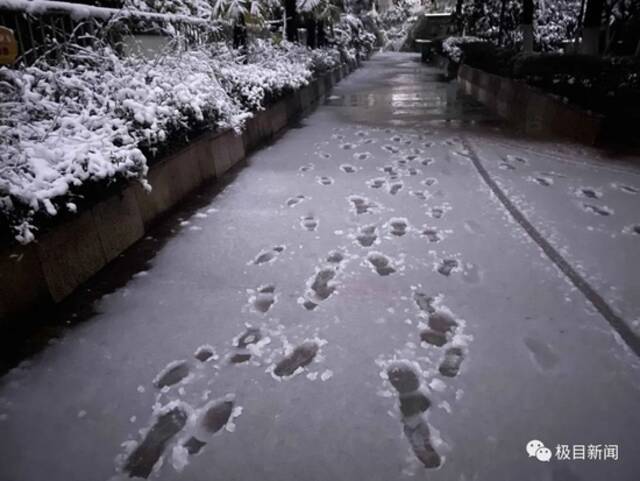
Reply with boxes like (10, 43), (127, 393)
(0, 62), (361, 324)
(458, 64), (604, 145)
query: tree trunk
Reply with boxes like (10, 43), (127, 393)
(498, 0), (507, 46)
(581, 0), (604, 55)
(454, 0), (464, 34)
(574, 0), (586, 49)
(520, 0), (535, 52)
(233, 13), (247, 50)
(318, 19), (327, 47)
(306, 17), (317, 49)
(284, 0), (299, 42)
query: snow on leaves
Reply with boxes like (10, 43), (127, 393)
(0, 39), (342, 243)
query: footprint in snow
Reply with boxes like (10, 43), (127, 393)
(582, 203), (613, 216)
(367, 252), (396, 276)
(286, 195), (306, 207)
(354, 152), (371, 161)
(317, 176), (334, 186)
(367, 177), (386, 189)
(412, 191), (428, 201)
(302, 266), (338, 310)
(420, 310), (458, 347)
(154, 360), (191, 389)
(348, 195), (377, 215)
(413, 291), (435, 314)
(356, 225), (378, 247)
(274, 342), (319, 377)
(438, 347), (465, 377)
(194, 345), (216, 363)
(253, 245), (285, 265)
(251, 285), (276, 313)
(182, 399), (234, 455)
(388, 218), (409, 237)
(422, 178), (437, 187)
(124, 406), (188, 478)
(421, 227), (441, 243)
(616, 184), (638, 194)
(430, 206), (445, 219)
(437, 259), (459, 276)
(577, 187), (601, 199)
(301, 215), (319, 232)
(230, 327), (262, 364)
(532, 176), (552, 186)
(326, 250), (346, 264)
(388, 182), (403, 195)
(382, 145), (400, 154)
(505, 154), (527, 164)
(499, 162), (516, 170)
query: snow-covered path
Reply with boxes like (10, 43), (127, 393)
(1, 52), (639, 481)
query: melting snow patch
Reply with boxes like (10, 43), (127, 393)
(429, 379), (446, 392)
(320, 369), (333, 381)
(225, 406), (243, 433)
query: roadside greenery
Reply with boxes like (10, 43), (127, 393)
(0, 0), (380, 244)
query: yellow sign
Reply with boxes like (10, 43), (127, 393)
(0, 26), (18, 65)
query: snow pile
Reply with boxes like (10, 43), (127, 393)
(442, 36), (484, 64)
(0, 38), (344, 243)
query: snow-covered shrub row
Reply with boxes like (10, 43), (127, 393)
(442, 36), (485, 64)
(534, 0), (581, 52)
(458, 0), (582, 52)
(0, 39), (343, 244)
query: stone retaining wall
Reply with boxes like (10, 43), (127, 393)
(0, 59), (360, 324)
(458, 64), (604, 144)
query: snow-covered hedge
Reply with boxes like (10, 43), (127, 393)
(0, 38), (344, 244)
(442, 36), (485, 63)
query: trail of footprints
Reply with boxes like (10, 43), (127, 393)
(122, 320), (322, 478)
(381, 293), (468, 470)
(122, 127), (479, 478)
(387, 362), (440, 469)
(498, 153), (632, 222)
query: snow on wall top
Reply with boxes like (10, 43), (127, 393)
(0, 0), (213, 24)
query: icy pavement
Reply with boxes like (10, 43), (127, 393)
(1, 52), (639, 481)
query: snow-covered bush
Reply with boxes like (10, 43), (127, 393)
(219, 40), (318, 111)
(442, 36), (485, 63)
(535, 0), (581, 52)
(457, 0), (581, 52)
(0, 30), (347, 244)
(333, 13), (377, 61)
(0, 40), (251, 243)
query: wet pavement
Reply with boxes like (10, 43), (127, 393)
(1, 52), (639, 481)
